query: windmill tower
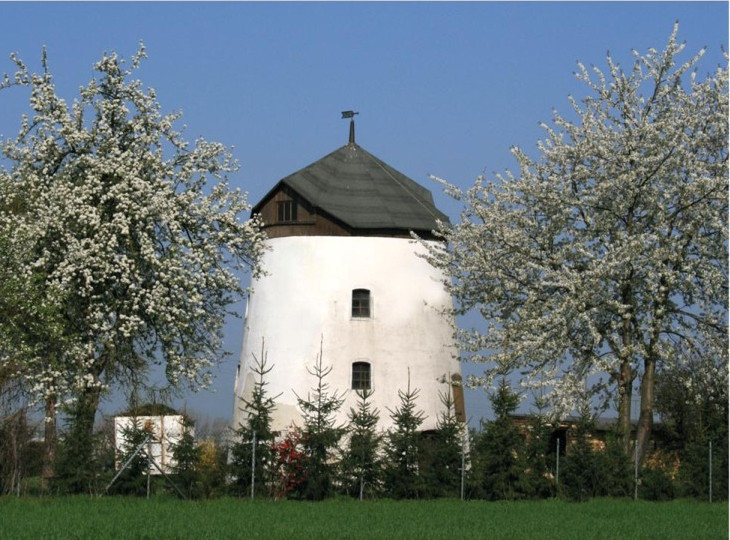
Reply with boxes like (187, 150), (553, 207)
(233, 114), (465, 434)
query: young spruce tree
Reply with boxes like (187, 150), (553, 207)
(421, 387), (464, 498)
(559, 411), (599, 502)
(472, 379), (526, 500)
(340, 389), (382, 500)
(108, 418), (153, 496)
(171, 416), (202, 499)
(295, 340), (345, 501)
(383, 373), (426, 499)
(229, 341), (278, 498)
(521, 396), (556, 499)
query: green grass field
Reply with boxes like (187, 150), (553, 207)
(0, 497), (726, 539)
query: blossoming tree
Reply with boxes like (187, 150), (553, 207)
(424, 25), (728, 464)
(0, 45), (266, 476)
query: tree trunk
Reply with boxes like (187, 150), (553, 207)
(617, 358), (633, 456)
(74, 385), (102, 449)
(617, 277), (635, 456)
(635, 356), (656, 467)
(73, 346), (104, 461)
(58, 384), (103, 494)
(41, 396), (57, 489)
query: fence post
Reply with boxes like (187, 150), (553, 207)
(555, 438), (560, 487)
(16, 437), (22, 497)
(709, 440), (712, 503)
(460, 430), (466, 501)
(633, 439), (638, 501)
(251, 431), (256, 500)
(146, 438), (152, 499)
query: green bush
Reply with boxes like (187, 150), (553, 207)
(640, 467), (675, 501)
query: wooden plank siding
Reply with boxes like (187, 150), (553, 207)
(255, 185), (440, 240)
(255, 186), (350, 238)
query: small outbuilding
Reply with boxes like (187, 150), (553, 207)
(114, 412), (185, 474)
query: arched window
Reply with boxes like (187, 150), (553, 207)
(351, 361), (371, 390)
(352, 289), (371, 318)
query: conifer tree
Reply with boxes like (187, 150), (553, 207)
(340, 389), (382, 499)
(521, 412), (555, 499)
(559, 412), (599, 502)
(594, 429), (634, 498)
(421, 387), (463, 498)
(171, 416), (202, 499)
(295, 340), (345, 500)
(471, 379), (526, 500)
(108, 418), (153, 496)
(229, 341), (278, 498)
(518, 392), (555, 499)
(54, 404), (100, 494)
(383, 373), (426, 499)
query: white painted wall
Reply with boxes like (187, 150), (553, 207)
(232, 236), (461, 434)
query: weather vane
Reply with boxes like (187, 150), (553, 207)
(341, 110), (359, 144)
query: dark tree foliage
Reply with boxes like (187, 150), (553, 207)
(107, 419), (153, 496)
(471, 379), (526, 500)
(339, 389), (382, 499)
(54, 403), (115, 495)
(420, 388), (463, 499)
(121, 403), (179, 417)
(654, 346), (728, 500)
(677, 435), (728, 501)
(229, 343), (278, 498)
(0, 408), (35, 495)
(171, 416), (202, 499)
(559, 412), (632, 501)
(521, 412), (556, 499)
(383, 375), (426, 499)
(294, 343), (345, 501)
(639, 465), (675, 501)
(559, 415), (598, 502)
(594, 433), (633, 498)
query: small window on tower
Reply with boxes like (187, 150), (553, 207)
(351, 289), (371, 318)
(277, 200), (298, 222)
(352, 362), (371, 390)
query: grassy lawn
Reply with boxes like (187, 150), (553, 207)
(1, 497), (726, 539)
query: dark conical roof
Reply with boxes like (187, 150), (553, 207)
(254, 142), (449, 232)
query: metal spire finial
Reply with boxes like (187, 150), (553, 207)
(341, 110), (359, 144)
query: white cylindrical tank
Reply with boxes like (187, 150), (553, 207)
(232, 235), (460, 434)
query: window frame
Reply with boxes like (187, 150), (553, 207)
(276, 200), (298, 222)
(351, 288), (371, 318)
(351, 361), (372, 391)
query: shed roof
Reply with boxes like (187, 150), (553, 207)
(253, 142), (449, 232)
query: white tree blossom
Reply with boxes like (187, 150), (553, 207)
(424, 25), (728, 463)
(0, 44), (266, 423)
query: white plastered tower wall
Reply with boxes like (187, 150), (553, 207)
(232, 235), (460, 434)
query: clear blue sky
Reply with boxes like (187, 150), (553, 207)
(0, 2), (726, 426)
